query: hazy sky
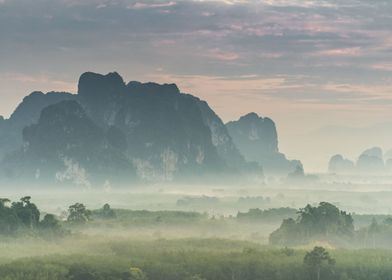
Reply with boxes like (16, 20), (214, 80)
(1, 0), (392, 171)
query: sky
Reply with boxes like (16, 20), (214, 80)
(1, 0), (392, 171)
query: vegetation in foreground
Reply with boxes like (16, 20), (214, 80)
(0, 237), (392, 280)
(3, 196), (392, 279)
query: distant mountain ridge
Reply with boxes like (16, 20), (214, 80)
(0, 71), (298, 187)
(226, 113), (301, 176)
(0, 91), (74, 161)
(328, 146), (392, 175)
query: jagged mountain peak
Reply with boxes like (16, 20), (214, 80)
(9, 91), (73, 125)
(235, 112), (274, 125)
(0, 71), (287, 185)
(226, 112), (300, 176)
(78, 71), (126, 99)
(127, 81), (180, 95)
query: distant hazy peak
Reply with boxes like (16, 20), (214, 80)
(225, 111), (300, 175)
(360, 146), (383, 159)
(328, 154), (354, 174)
(127, 81), (180, 95)
(330, 154), (344, 161)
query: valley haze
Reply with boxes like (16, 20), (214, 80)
(1, 1), (392, 280)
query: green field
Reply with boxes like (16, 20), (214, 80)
(1, 193), (392, 279)
(1, 237), (392, 280)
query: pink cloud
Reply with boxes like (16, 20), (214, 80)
(128, 1), (176, 10)
(313, 47), (362, 57)
(371, 63), (392, 71)
(206, 48), (240, 61)
(4, 73), (76, 93)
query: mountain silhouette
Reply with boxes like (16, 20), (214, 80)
(226, 112), (301, 176)
(0, 72), (295, 186)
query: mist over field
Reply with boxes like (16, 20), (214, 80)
(2, 0), (392, 279)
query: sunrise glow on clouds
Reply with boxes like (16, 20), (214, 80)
(1, 0), (392, 170)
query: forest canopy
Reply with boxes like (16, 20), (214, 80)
(269, 202), (354, 246)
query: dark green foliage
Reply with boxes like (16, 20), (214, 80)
(2, 237), (392, 280)
(39, 214), (68, 239)
(40, 214), (60, 230)
(270, 202), (354, 246)
(11, 196), (40, 229)
(111, 209), (207, 226)
(92, 204), (116, 219)
(66, 262), (135, 280)
(67, 203), (91, 224)
(237, 207), (297, 223)
(102, 203), (116, 219)
(355, 216), (392, 248)
(176, 196), (219, 207)
(0, 196), (66, 238)
(0, 196), (39, 234)
(0, 198), (18, 234)
(303, 247), (335, 280)
(129, 267), (148, 280)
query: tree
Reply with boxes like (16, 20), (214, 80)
(40, 214), (60, 229)
(39, 214), (66, 238)
(11, 196), (40, 229)
(0, 197), (63, 237)
(304, 246), (335, 280)
(101, 203), (116, 218)
(66, 264), (96, 280)
(129, 267), (148, 280)
(0, 197), (18, 234)
(270, 202), (354, 246)
(368, 218), (379, 248)
(67, 203), (91, 224)
(185, 276), (206, 280)
(0, 198), (10, 207)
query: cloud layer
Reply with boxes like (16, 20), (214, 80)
(1, 0), (392, 170)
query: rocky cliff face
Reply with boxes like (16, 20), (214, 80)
(226, 113), (301, 176)
(0, 91), (73, 161)
(189, 96), (246, 170)
(76, 72), (230, 181)
(1, 72), (254, 186)
(3, 100), (134, 186)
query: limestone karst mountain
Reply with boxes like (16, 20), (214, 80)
(0, 91), (73, 161)
(328, 154), (355, 174)
(356, 147), (385, 174)
(328, 146), (389, 175)
(226, 112), (302, 176)
(0, 72), (297, 186)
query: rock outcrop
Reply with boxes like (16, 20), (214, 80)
(328, 154), (355, 174)
(356, 147), (385, 174)
(0, 91), (73, 161)
(328, 147), (388, 175)
(226, 113), (301, 176)
(1, 72), (260, 186)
